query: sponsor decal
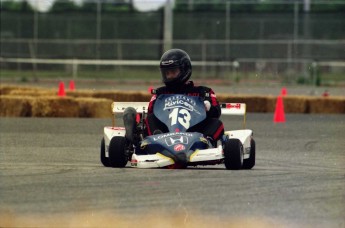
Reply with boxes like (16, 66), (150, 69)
(106, 127), (125, 130)
(161, 60), (175, 65)
(226, 103), (241, 109)
(163, 95), (200, 114)
(152, 132), (193, 141)
(174, 144), (185, 152)
(131, 159), (138, 167)
(165, 135), (188, 146)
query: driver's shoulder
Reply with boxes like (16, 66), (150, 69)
(195, 85), (212, 93)
(152, 86), (168, 95)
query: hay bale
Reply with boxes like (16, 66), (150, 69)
(0, 85), (19, 95)
(308, 97), (345, 114)
(266, 95), (308, 113)
(31, 96), (79, 117)
(284, 96), (309, 113)
(113, 91), (151, 102)
(266, 96), (276, 113)
(92, 91), (118, 100)
(0, 95), (33, 117)
(92, 91), (151, 102)
(67, 90), (95, 98)
(0, 84), (53, 96)
(218, 94), (268, 112)
(1, 84), (344, 116)
(8, 89), (56, 97)
(76, 97), (113, 118)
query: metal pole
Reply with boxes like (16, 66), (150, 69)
(287, 41), (292, 82)
(304, 0), (311, 12)
(312, 61), (317, 86)
(97, 0), (101, 47)
(188, 0), (194, 11)
(293, 2), (299, 41)
(202, 41), (206, 77)
(225, 2), (231, 80)
(96, 0), (101, 72)
(292, 2), (299, 81)
(163, 0), (173, 52)
(303, 2), (311, 81)
(225, 2), (230, 60)
(73, 59), (78, 79)
(32, 0), (39, 79)
(288, 2), (299, 79)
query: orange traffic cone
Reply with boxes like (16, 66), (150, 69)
(57, 82), (66, 97)
(281, 87), (287, 96)
(69, 80), (75, 91)
(274, 95), (285, 123)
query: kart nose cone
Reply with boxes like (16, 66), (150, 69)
(174, 153), (187, 166)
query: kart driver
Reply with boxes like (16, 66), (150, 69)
(145, 48), (224, 145)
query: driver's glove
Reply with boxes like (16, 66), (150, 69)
(204, 100), (211, 111)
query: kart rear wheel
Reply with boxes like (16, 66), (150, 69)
(100, 138), (111, 167)
(109, 136), (128, 168)
(243, 138), (256, 169)
(224, 139), (243, 170)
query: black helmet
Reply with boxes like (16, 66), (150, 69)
(159, 49), (192, 88)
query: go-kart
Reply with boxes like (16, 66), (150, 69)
(100, 94), (255, 170)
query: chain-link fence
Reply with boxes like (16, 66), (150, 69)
(1, 0), (344, 85)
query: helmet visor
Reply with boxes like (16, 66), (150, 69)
(161, 67), (181, 83)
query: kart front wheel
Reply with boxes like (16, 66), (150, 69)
(100, 137), (111, 167)
(109, 136), (128, 168)
(243, 138), (255, 169)
(224, 139), (243, 170)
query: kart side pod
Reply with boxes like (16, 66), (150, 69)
(221, 103), (247, 129)
(221, 103), (252, 159)
(111, 101), (148, 127)
(224, 129), (253, 156)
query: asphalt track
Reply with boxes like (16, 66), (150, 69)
(0, 114), (344, 227)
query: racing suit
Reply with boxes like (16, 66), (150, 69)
(145, 81), (224, 142)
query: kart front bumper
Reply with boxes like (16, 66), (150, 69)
(130, 145), (224, 168)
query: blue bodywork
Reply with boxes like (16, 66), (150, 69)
(138, 94), (209, 165)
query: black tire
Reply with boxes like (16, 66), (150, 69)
(108, 136), (128, 168)
(224, 139), (243, 170)
(100, 138), (111, 167)
(243, 138), (256, 169)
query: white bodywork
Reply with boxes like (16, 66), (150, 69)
(103, 102), (253, 168)
(224, 129), (253, 159)
(130, 145), (224, 168)
(103, 127), (125, 158)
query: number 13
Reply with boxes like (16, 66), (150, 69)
(169, 108), (191, 129)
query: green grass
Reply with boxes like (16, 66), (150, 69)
(1, 68), (344, 86)
(0, 68), (160, 81)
